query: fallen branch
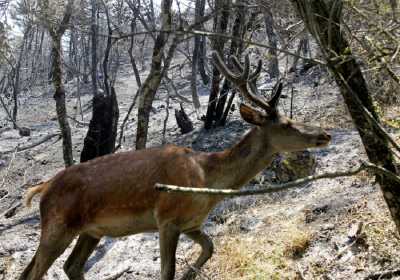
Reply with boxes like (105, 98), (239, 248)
(0, 212), (39, 234)
(155, 161), (400, 196)
(0, 133), (61, 155)
(1, 201), (22, 218)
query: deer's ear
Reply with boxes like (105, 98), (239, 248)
(239, 103), (266, 126)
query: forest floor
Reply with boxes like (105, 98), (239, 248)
(1, 61), (400, 280)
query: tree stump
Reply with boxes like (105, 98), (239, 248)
(175, 104), (194, 134)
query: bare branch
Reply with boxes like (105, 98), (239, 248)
(0, 133), (61, 155)
(155, 161), (400, 196)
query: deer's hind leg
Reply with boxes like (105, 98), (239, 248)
(180, 230), (214, 280)
(19, 224), (76, 280)
(63, 233), (100, 280)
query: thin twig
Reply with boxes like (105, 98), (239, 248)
(0, 133), (61, 155)
(115, 88), (140, 151)
(155, 161), (400, 196)
(93, 28), (326, 66)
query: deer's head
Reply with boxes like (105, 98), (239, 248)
(212, 52), (331, 153)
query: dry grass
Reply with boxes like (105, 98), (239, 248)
(200, 217), (311, 280)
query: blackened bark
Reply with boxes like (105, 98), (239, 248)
(80, 0), (119, 162)
(292, 0), (400, 230)
(214, 5), (246, 126)
(80, 87), (119, 162)
(204, 0), (230, 129)
(175, 104), (194, 134)
(198, 36), (209, 85)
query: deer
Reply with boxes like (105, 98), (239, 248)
(20, 52), (331, 280)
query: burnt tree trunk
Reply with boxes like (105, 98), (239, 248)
(81, 0), (119, 162)
(175, 104), (194, 134)
(204, 0), (230, 129)
(214, 3), (246, 126)
(80, 87), (119, 162)
(292, 0), (400, 230)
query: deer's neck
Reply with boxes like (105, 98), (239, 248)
(203, 127), (275, 189)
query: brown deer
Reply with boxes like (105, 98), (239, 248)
(20, 52), (331, 280)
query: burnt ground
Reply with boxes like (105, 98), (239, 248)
(1, 60), (400, 280)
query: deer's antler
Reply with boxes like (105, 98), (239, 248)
(212, 51), (278, 113)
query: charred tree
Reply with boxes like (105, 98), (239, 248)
(175, 103), (194, 134)
(204, 0), (230, 129)
(81, 0), (119, 161)
(292, 0), (400, 231)
(80, 87), (119, 162)
(214, 3), (246, 126)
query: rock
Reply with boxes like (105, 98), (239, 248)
(272, 150), (316, 182)
(18, 127), (31, 137)
(305, 204), (330, 223)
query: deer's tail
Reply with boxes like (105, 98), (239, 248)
(25, 181), (50, 208)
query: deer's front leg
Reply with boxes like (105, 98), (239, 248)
(180, 230), (214, 280)
(159, 224), (180, 280)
